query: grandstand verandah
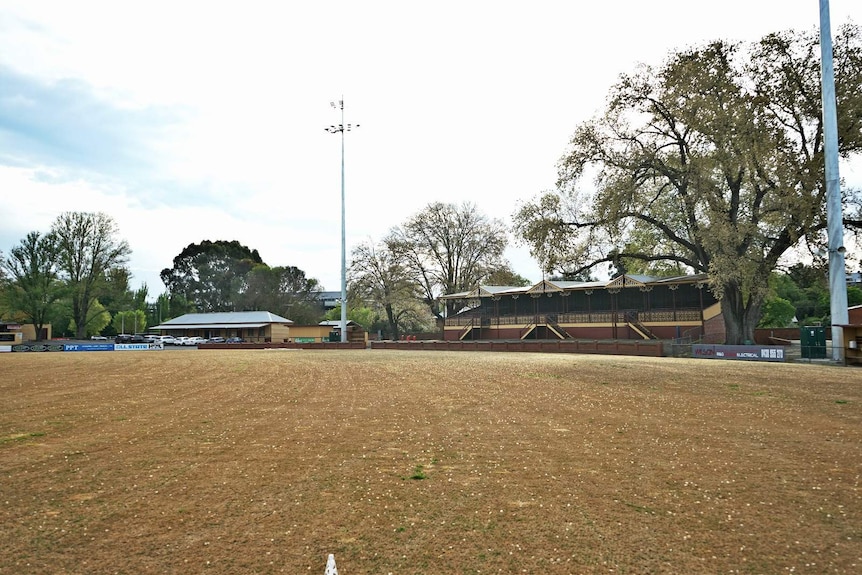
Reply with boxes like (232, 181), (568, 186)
(441, 273), (724, 343)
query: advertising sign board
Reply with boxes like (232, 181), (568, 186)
(692, 344), (785, 362)
(9, 342), (165, 352)
(11, 343), (65, 352)
(63, 343), (115, 352)
(114, 343), (152, 351)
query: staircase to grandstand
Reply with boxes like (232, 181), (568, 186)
(460, 317), (492, 340)
(459, 321), (474, 340)
(520, 317), (572, 340)
(625, 312), (658, 340)
(547, 318), (573, 339)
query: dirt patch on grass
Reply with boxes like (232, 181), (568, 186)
(1, 350), (860, 574)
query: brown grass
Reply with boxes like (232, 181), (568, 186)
(1, 349), (861, 574)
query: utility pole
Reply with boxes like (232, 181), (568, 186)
(819, 0), (849, 361)
(326, 98), (359, 343)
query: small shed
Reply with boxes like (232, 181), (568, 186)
(0, 322), (49, 343)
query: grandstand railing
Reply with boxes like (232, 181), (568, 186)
(445, 308), (703, 327)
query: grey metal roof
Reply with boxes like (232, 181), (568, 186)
(151, 323), (267, 330)
(442, 274), (708, 299)
(651, 273), (709, 284)
(157, 311), (293, 326)
(440, 285), (531, 300)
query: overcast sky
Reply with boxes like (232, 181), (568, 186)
(1, 1), (859, 296)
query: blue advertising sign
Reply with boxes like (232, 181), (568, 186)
(64, 343), (115, 352)
(692, 344), (786, 362)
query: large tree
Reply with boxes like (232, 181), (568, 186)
(52, 212), (132, 339)
(390, 202), (511, 318)
(70, 299), (112, 337)
(160, 240), (264, 312)
(98, 267), (134, 323)
(514, 24), (862, 344)
(240, 264), (323, 323)
(350, 238), (430, 339)
(1, 231), (64, 340)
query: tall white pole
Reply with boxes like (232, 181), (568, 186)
(819, 0), (849, 362)
(327, 99), (357, 344)
(339, 99), (347, 344)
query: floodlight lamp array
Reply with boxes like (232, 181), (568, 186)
(325, 123), (359, 133)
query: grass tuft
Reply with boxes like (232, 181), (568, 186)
(0, 431), (45, 445)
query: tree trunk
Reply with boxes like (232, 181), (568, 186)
(722, 300), (744, 345)
(74, 305), (89, 339)
(71, 298), (84, 340)
(385, 304), (399, 340)
(720, 286), (764, 345)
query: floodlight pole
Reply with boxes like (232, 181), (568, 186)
(819, 0), (849, 362)
(326, 99), (359, 343)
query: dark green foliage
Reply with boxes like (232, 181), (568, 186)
(764, 264), (860, 327)
(160, 240), (323, 320)
(757, 296), (796, 328)
(240, 264), (323, 322)
(160, 240), (264, 312)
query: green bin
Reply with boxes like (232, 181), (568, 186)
(800, 326), (827, 359)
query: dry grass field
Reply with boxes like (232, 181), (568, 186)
(1, 349), (861, 574)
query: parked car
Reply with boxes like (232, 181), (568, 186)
(143, 334), (160, 343)
(173, 336), (189, 346)
(208, 336), (225, 344)
(114, 334), (147, 344)
(183, 336), (207, 346)
(90, 335), (108, 340)
(158, 335), (178, 345)
(226, 337), (244, 344)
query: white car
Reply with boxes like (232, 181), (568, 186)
(157, 335), (177, 345)
(90, 335), (108, 340)
(183, 336), (207, 346)
(173, 336), (189, 346)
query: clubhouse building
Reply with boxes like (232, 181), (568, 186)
(151, 311), (292, 343)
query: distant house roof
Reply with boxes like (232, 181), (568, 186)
(317, 291), (343, 310)
(318, 320), (360, 327)
(152, 311), (293, 330)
